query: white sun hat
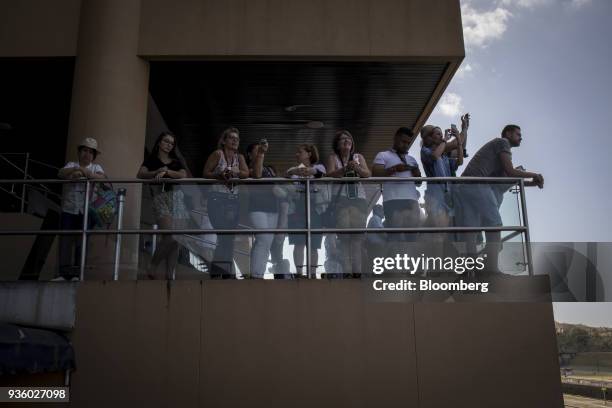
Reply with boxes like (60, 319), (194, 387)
(78, 138), (101, 154)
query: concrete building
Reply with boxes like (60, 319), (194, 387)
(0, 1), (563, 407)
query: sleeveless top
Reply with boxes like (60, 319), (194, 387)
(331, 153), (366, 200)
(212, 150), (240, 194)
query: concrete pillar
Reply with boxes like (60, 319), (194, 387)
(66, 0), (149, 279)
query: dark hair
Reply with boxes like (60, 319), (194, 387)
(246, 143), (276, 174)
(501, 124), (521, 138)
(151, 131), (176, 158)
(246, 143), (258, 167)
(148, 131), (191, 175)
(332, 130), (355, 158)
(298, 144), (319, 165)
(77, 146), (98, 160)
(395, 127), (414, 139)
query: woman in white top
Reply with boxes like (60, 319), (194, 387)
(325, 130), (371, 278)
(203, 127), (249, 278)
(285, 144), (326, 277)
(57, 138), (106, 280)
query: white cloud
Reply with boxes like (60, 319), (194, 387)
(456, 63), (474, 78)
(435, 93), (464, 118)
(462, 4), (512, 49)
(460, 0), (591, 50)
(500, 0), (552, 9)
(501, 0), (590, 10)
(567, 0), (591, 10)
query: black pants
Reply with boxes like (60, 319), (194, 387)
(59, 212), (93, 279)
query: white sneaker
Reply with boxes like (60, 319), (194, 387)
(50, 277), (66, 282)
(70, 277), (80, 282)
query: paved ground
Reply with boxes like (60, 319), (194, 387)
(564, 394), (609, 407)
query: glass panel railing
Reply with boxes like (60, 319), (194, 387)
(310, 179), (522, 230)
(80, 232), (309, 280)
(0, 177), (530, 281)
(138, 180), (308, 231)
(0, 230), (529, 282)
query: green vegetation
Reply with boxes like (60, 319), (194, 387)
(557, 323), (612, 353)
(571, 353), (612, 370)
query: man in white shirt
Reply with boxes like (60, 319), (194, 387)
(372, 127), (422, 241)
(57, 138), (106, 280)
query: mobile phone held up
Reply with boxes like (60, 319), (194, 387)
(450, 123), (468, 157)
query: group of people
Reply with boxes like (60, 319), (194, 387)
(56, 114), (544, 280)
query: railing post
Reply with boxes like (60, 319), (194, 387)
(64, 369), (71, 387)
(20, 152), (29, 213)
(113, 188), (127, 281)
(151, 223), (158, 255)
(518, 179), (534, 276)
(79, 180), (91, 281)
(306, 179), (312, 279)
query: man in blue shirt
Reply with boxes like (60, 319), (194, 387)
(420, 115), (468, 230)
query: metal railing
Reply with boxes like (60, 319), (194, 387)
(0, 177), (534, 280)
(0, 153), (61, 213)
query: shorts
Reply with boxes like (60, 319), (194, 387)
(153, 190), (189, 220)
(383, 199), (419, 221)
(334, 196), (368, 228)
(424, 192), (451, 218)
(288, 211), (323, 249)
(454, 184), (502, 227)
(337, 196), (368, 213)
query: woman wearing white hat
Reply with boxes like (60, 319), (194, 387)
(56, 137), (106, 280)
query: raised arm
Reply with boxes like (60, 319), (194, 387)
(455, 134), (464, 167)
(249, 145), (265, 179)
(460, 113), (469, 154)
(431, 141), (450, 160)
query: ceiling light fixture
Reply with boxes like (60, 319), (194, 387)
(284, 105), (313, 112)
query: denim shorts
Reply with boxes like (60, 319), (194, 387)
(425, 191), (451, 217)
(454, 184), (503, 227)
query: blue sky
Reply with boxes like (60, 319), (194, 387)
(423, 0), (612, 243)
(418, 0), (612, 326)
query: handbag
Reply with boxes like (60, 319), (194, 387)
(88, 183), (117, 228)
(207, 190), (240, 220)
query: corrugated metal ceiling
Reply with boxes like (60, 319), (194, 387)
(149, 61), (447, 174)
